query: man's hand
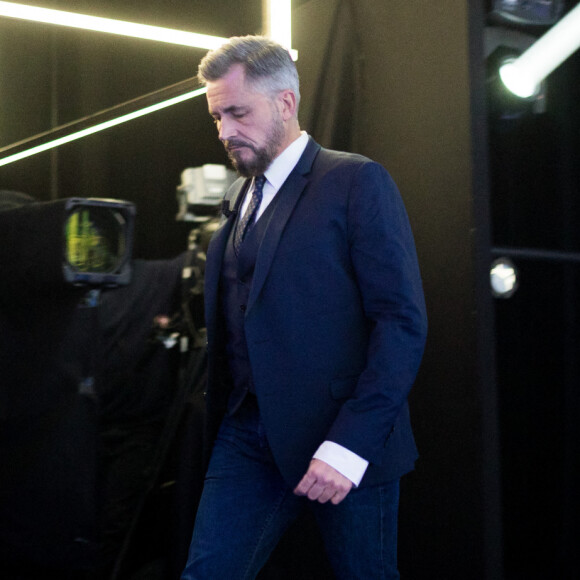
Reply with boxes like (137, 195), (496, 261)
(293, 459), (353, 505)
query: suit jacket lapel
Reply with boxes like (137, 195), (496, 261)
(247, 137), (321, 313)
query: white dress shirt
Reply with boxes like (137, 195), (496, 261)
(239, 131), (369, 487)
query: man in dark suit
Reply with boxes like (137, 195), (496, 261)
(181, 36), (427, 580)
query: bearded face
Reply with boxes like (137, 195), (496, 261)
(223, 103), (285, 177)
(206, 64), (290, 178)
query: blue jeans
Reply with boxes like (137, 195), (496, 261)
(181, 396), (400, 580)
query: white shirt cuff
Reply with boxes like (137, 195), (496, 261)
(312, 441), (369, 487)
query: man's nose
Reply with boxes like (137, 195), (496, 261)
(218, 118), (236, 142)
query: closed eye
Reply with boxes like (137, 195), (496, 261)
(225, 106), (250, 119)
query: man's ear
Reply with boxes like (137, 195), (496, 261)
(278, 89), (297, 120)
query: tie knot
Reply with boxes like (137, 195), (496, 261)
(254, 175), (266, 193)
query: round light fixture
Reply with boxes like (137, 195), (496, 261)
(490, 258), (519, 298)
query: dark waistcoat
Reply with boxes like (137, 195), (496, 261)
(220, 196), (279, 414)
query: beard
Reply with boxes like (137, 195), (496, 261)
(224, 111), (285, 177)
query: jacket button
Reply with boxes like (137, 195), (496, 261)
(240, 305), (247, 312)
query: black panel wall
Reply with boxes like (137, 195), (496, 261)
(487, 7), (580, 575)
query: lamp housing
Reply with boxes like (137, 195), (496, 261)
(0, 196), (135, 303)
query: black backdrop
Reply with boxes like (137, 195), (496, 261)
(1, 1), (580, 579)
(487, 25), (580, 577)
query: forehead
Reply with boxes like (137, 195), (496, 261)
(206, 64), (266, 113)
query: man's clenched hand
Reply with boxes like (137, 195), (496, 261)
(294, 459), (353, 505)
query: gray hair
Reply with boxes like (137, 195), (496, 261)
(198, 35), (300, 109)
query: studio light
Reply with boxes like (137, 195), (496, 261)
(485, 44), (546, 118)
(490, 258), (519, 298)
(492, 0), (564, 26)
(498, 2), (580, 98)
(0, 196), (135, 298)
(0, 1), (228, 50)
(0, 1), (298, 57)
(62, 198), (135, 287)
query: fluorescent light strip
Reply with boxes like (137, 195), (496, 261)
(0, 87), (207, 167)
(499, 2), (580, 98)
(0, 1), (297, 58)
(0, 1), (228, 49)
(265, 0), (293, 53)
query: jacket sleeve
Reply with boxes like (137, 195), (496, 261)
(324, 160), (427, 465)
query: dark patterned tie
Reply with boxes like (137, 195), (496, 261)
(234, 175), (266, 254)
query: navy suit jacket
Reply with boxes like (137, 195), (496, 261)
(204, 137), (427, 487)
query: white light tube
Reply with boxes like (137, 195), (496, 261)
(0, 1), (228, 50)
(264, 0), (293, 55)
(0, 1), (297, 57)
(499, 2), (580, 98)
(0, 87), (207, 167)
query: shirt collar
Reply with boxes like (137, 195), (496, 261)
(263, 132), (309, 192)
